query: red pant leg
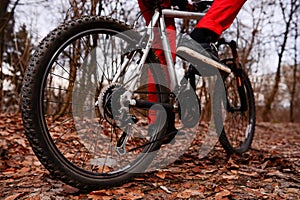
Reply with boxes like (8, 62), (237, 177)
(138, 0), (176, 123)
(138, 0), (176, 85)
(195, 0), (246, 35)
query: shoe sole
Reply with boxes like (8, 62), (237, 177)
(177, 46), (231, 74)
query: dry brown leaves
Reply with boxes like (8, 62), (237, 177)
(1, 113), (300, 199)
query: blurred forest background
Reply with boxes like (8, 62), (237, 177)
(0, 0), (299, 122)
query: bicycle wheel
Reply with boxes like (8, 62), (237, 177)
(21, 16), (169, 190)
(214, 59), (256, 155)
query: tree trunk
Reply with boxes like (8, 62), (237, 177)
(290, 16), (298, 122)
(262, 64), (281, 121)
(0, 0), (10, 110)
(262, 0), (299, 121)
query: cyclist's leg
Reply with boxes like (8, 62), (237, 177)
(138, 0), (176, 81)
(177, 0), (246, 68)
(194, 0), (247, 36)
(190, 0), (246, 44)
(138, 0), (177, 142)
(138, 1), (176, 104)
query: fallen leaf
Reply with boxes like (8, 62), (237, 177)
(263, 178), (273, 182)
(18, 167), (31, 173)
(222, 175), (239, 180)
(27, 193), (40, 200)
(238, 171), (259, 177)
(287, 188), (299, 194)
(121, 191), (144, 200)
(2, 168), (16, 175)
(177, 189), (204, 199)
(191, 166), (202, 173)
(160, 185), (172, 194)
(133, 177), (145, 181)
(267, 170), (282, 176)
(62, 184), (79, 194)
(203, 168), (218, 174)
(261, 160), (269, 169)
(155, 171), (167, 179)
(227, 157), (239, 169)
(5, 193), (23, 200)
(1, 130), (10, 136)
(176, 190), (192, 199)
(88, 194), (112, 200)
(198, 185), (206, 193)
(90, 189), (111, 196)
(215, 189), (231, 200)
(114, 188), (127, 194)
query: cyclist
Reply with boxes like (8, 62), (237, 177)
(138, 0), (246, 143)
(138, 0), (246, 66)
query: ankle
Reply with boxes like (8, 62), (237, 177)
(190, 28), (219, 44)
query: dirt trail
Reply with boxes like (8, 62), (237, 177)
(1, 113), (299, 199)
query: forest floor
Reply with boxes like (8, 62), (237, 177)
(1, 113), (300, 200)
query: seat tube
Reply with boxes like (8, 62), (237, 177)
(159, 15), (178, 91)
(127, 11), (160, 92)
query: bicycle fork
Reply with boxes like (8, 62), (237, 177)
(221, 40), (248, 112)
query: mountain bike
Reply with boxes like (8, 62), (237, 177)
(21, 1), (255, 191)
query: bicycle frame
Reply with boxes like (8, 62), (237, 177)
(138, 9), (206, 92)
(114, 8), (207, 106)
(120, 7), (232, 107)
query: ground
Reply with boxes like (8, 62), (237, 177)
(1, 113), (299, 199)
